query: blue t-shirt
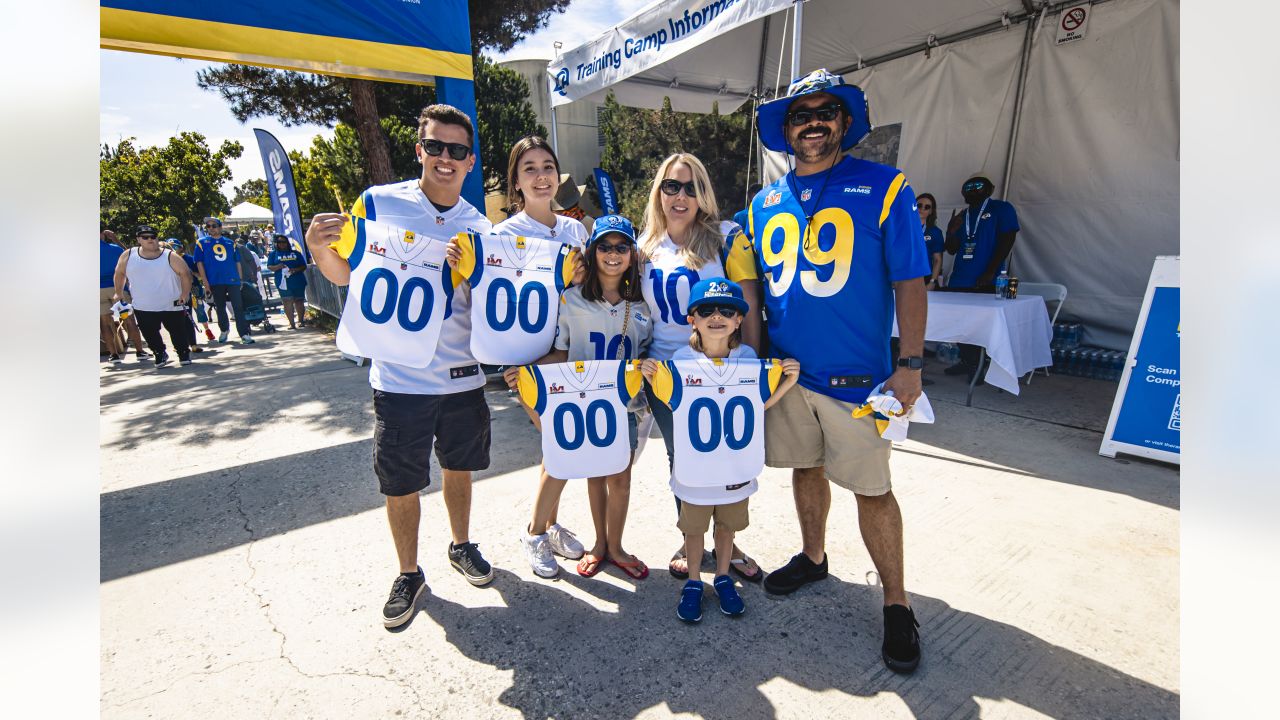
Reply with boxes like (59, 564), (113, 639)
(195, 236), (242, 285)
(745, 156), (931, 403)
(923, 225), (945, 261)
(945, 198), (1019, 288)
(100, 240), (124, 288)
(266, 249), (308, 289)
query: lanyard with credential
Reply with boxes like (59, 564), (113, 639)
(964, 199), (990, 241)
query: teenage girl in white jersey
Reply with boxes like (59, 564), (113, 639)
(637, 153), (766, 581)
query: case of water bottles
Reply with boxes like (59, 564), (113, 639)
(1049, 322), (1127, 381)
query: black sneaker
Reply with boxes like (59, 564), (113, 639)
(108, 353), (122, 364)
(763, 552), (828, 595)
(153, 352), (171, 369)
(882, 604), (922, 674)
(382, 567), (426, 628)
(135, 350), (151, 361)
(448, 542), (494, 586)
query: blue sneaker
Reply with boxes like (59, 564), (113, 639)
(714, 575), (745, 616)
(677, 580), (704, 623)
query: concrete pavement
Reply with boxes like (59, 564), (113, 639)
(100, 327), (1179, 719)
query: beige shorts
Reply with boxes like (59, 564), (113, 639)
(677, 498), (750, 535)
(765, 385), (892, 496)
(100, 287), (121, 315)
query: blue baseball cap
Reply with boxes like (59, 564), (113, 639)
(588, 214), (636, 247)
(756, 68), (872, 154)
(687, 277), (748, 315)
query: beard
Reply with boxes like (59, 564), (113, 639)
(791, 126), (843, 165)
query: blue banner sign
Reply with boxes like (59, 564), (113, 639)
(593, 168), (620, 215)
(254, 129), (306, 259)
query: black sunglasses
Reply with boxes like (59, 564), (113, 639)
(659, 179), (697, 197)
(786, 103), (844, 126)
(693, 305), (740, 319)
(138, 234), (157, 240)
(419, 138), (472, 160)
(918, 204), (934, 210)
(963, 181), (987, 191)
(593, 242), (632, 255)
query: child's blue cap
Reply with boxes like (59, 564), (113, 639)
(687, 277), (748, 314)
(588, 214), (636, 247)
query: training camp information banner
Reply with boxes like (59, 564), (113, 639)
(547, 0), (790, 107)
(1100, 256), (1180, 464)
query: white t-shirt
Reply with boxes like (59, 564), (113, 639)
(494, 211), (587, 250)
(641, 220), (750, 361)
(346, 180), (493, 395)
(555, 286), (652, 362)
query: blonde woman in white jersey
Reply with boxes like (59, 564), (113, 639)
(491, 137), (591, 572)
(638, 153), (765, 581)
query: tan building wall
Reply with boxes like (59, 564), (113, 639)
(500, 58), (603, 190)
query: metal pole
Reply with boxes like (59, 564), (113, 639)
(550, 41), (563, 152)
(790, 1), (804, 80)
(1000, 6), (1046, 275)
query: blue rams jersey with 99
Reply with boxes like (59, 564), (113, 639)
(195, 236), (241, 285)
(456, 232), (575, 365)
(648, 356), (783, 502)
(333, 180), (493, 394)
(747, 156), (930, 404)
(334, 215), (452, 368)
(518, 360), (644, 480)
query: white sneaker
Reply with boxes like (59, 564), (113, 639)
(240, 335), (256, 345)
(218, 331), (229, 343)
(546, 523), (585, 560)
(520, 532), (559, 578)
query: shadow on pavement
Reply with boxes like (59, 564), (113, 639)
(417, 568), (1178, 719)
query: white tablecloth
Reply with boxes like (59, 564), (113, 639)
(894, 292), (1054, 395)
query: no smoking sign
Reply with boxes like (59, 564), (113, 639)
(1056, 3), (1091, 45)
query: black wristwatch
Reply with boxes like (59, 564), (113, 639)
(897, 356), (924, 370)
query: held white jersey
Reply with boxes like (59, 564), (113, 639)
(555, 286), (653, 362)
(335, 216), (452, 368)
(641, 221), (755, 360)
(518, 360), (644, 480)
(457, 232), (576, 365)
(338, 180), (493, 394)
(493, 211), (587, 250)
(649, 355), (784, 502)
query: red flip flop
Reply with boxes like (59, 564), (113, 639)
(576, 553), (606, 578)
(609, 556), (649, 580)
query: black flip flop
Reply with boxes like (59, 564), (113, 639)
(713, 549), (764, 583)
(668, 548), (689, 579)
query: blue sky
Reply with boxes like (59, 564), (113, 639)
(99, 0), (649, 200)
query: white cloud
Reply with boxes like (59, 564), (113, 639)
(494, 0), (652, 62)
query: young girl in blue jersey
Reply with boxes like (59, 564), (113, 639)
(642, 278), (799, 621)
(507, 214), (653, 580)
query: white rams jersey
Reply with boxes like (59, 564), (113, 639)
(334, 181), (492, 395)
(555, 286), (652, 362)
(334, 216), (452, 368)
(641, 221), (758, 360)
(456, 232), (576, 365)
(648, 356), (783, 500)
(518, 359), (644, 480)
(493, 211), (587, 250)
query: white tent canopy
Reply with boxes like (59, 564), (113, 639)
(225, 201), (274, 223)
(548, 0), (1179, 350)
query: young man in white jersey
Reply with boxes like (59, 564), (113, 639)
(306, 104), (496, 629)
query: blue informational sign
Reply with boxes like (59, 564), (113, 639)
(593, 168), (620, 215)
(1109, 287), (1180, 454)
(254, 129), (307, 260)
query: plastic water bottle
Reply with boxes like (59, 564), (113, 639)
(994, 270), (1009, 299)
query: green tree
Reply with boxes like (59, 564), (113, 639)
(230, 178), (269, 207)
(100, 132), (242, 243)
(196, 1), (568, 186)
(599, 93), (755, 223)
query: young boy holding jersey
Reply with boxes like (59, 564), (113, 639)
(642, 278), (799, 622)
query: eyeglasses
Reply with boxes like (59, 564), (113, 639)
(593, 242), (632, 255)
(962, 181), (986, 191)
(419, 138), (472, 160)
(918, 204), (934, 210)
(659, 179), (697, 197)
(786, 104), (843, 126)
(138, 234), (157, 240)
(204, 224), (218, 229)
(693, 305), (740, 319)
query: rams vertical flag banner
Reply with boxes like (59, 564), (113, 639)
(593, 168), (620, 215)
(100, 0), (473, 85)
(254, 130), (306, 259)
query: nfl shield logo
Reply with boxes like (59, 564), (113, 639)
(579, 392), (586, 398)
(435, 216), (445, 225)
(516, 269), (523, 277)
(801, 188), (812, 202)
(718, 387), (726, 394)
(400, 263), (408, 270)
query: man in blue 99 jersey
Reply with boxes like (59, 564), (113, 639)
(744, 69), (929, 673)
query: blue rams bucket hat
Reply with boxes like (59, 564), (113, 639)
(587, 214), (636, 247)
(756, 68), (872, 154)
(687, 277), (749, 315)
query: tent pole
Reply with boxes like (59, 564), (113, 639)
(1000, 6), (1046, 270)
(549, 104), (560, 154)
(791, 1), (804, 79)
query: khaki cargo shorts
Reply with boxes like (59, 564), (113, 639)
(677, 498), (750, 535)
(765, 385), (892, 496)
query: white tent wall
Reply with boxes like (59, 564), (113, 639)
(1010, 0), (1178, 350)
